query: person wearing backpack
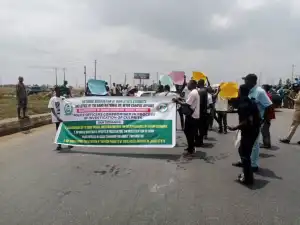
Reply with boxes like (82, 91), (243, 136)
(232, 74), (272, 172)
(228, 84), (261, 186)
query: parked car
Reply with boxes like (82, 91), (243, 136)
(135, 91), (156, 97)
(27, 86), (42, 95)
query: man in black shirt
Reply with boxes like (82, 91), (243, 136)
(196, 79), (208, 146)
(228, 84), (261, 186)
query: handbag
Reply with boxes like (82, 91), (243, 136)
(181, 104), (194, 116)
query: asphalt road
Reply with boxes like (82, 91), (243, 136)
(0, 109), (300, 225)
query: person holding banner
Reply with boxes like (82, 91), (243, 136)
(173, 80), (200, 156)
(48, 86), (73, 151)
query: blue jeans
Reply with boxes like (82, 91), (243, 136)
(251, 133), (260, 167)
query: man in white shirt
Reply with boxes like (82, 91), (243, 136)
(174, 80), (200, 155)
(215, 88), (229, 134)
(48, 86), (73, 151)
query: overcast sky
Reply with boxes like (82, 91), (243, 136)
(1, 0), (300, 86)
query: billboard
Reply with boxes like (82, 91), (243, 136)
(134, 73), (150, 79)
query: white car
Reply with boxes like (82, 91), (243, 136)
(135, 91), (156, 97)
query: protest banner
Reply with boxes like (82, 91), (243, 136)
(169, 71), (185, 85)
(192, 71), (207, 81)
(55, 97), (176, 148)
(160, 75), (176, 92)
(219, 82), (239, 99)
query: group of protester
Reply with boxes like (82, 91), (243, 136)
(16, 72), (300, 187)
(173, 74), (273, 186)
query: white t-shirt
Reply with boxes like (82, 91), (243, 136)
(48, 96), (64, 123)
(186, 89), (200, 119)
(215, 95), (228, 112)
(207, 93), (213, 113)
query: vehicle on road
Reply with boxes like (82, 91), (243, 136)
(135, 91), (156, 97)
(27, 86), (43, 95)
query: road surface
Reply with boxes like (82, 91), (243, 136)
(0, 110), (300, 225)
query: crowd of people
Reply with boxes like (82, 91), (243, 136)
(174, 74), (274, 186)
(15, 73), (300, 187)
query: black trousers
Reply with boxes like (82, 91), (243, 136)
(239, 131), (259, 183)
(217, 111), (227, 131)
(55, 122), (61, 130)
(184, 116), (198, 152)
(196, 113), (208, 144)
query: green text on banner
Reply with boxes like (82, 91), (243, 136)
(55, 97), (176, 148)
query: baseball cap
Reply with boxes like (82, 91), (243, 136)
(242, 74), (258, 82)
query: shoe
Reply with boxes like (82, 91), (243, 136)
(183, 148), (195, 154)
(297, 141), (300, 145)
(280, 139), (290, 144)
(204, 135), (208, 140)
(232, 161), (243, 167)
(237, 173), (254, 186)
(218, 129), (223, 134)
(182, 151), (194, 157)
(68, 146), (74, 149)
(252, 166), (259, 173)
(56, 145), (62, 151)
(224, 130), (228, 134)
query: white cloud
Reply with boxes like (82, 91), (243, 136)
(0, 0), (300, 86)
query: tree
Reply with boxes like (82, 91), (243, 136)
(286, 78), (291, 86)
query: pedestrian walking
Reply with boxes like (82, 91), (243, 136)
(233, 74), (272, 172)
(174, 80), (200, 156)
(261, 85), (276, 149)
(16, 76), (28, 119)
(228, 84), (261, 186)
(280, 84), (300, 144)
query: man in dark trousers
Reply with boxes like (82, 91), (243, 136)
(228, 84), (261, 185)
(196, 79), (208, 146)
(174, 80), (200, 156)
(16, 76), (28, 119)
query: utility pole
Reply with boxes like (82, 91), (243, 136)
(292, 64), (296, 81)
(84, 66), (87, 92)
(94, 60), (97, 80)
(63, 68), (66, 82)
(259, 72), (262, 85)
(109, 75), (112, 87)
(55, 68), (58, 86)
(124, 73), (127, 85)
(156, 72), (159, 83)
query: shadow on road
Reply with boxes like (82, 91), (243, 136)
(59, 150), (182, 161)
(259, 153), (275, 158)
(205, 137), (217, 142)
(249, 179), (270, 190)
(269, 145), (280, 151)
(256, 167), (283, 180)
